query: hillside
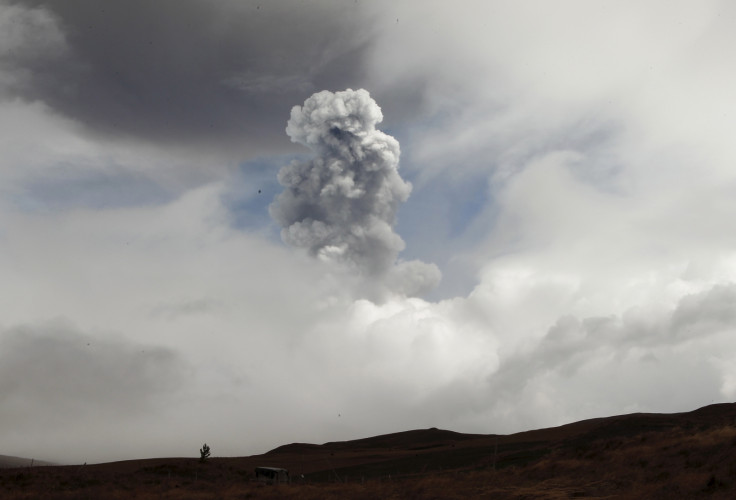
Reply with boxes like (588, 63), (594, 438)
(2, 403), (736, 498)
(0, 456), (54, 469)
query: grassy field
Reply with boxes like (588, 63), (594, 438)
(3, 403), (736, 499)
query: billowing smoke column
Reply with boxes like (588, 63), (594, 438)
(270, 89), (440, 297)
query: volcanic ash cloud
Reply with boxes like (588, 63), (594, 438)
(270, 88), (440, 297)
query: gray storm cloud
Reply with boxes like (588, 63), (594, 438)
(0, 0), (373, 158)
(270, 89), (440, 296)
(0, 321), (184, 427)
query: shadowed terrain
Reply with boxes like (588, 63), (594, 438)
(0, 456), (54, 469)
(3, 403), (736, 498)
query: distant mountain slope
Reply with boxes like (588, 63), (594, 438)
(0, 455), (54, 468)
(266, 427), (489, 455)
(270, 402), (736, 456)
(259, 402), (736, 480)
(514, 401), (736, 444)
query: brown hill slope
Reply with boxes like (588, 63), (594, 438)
(2, 402), (736, 499)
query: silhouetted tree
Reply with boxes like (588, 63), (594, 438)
(199, 443), (211, 463)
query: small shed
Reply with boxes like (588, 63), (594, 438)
(255, 466), (290, 484)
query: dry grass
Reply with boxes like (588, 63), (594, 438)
(4, 407), (736, 499)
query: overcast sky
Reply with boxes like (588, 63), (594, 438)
(2, 0), (736, 464)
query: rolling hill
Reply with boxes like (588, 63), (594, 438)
(2, 402), (736, 498)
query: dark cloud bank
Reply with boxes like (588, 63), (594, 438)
(1, 0), (372, 156)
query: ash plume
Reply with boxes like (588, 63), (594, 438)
(270, 89), (440, 296)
